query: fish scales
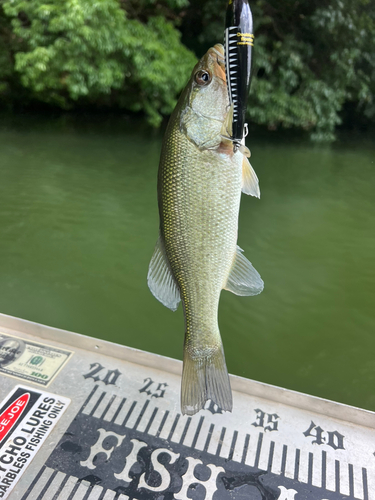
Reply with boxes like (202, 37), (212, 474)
(148, 44), (263, 416)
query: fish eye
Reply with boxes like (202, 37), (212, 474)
(195, 70), (211, 86)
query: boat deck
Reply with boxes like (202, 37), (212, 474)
(0, 313), (373, 500)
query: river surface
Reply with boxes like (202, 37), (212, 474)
(0, 114), (374, 411)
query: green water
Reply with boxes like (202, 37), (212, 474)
(0, 115), (374, 411)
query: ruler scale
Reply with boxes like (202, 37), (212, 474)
(48, 386), (371, 500)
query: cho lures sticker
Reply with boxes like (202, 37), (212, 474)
(0, 385), (70, 499)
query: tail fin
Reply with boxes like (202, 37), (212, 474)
(181, 345), (233, 415)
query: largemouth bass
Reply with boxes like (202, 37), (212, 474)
(148, 44), (263, 415)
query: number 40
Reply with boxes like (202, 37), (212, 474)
(303, 421), (345, 450)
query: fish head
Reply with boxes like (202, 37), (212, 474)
(189, 44), (227, 120)
(180, 44), (231, 151)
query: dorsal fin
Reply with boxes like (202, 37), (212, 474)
(224, 246), (264, 296)
(147, 235), (181, 311)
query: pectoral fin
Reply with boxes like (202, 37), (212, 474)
(224, 246), (264, 296)
(239, 143), (251, 157)
(147, 235), (181, 311)
(242, 156), (260, 198)
(221, 104), (234, 139)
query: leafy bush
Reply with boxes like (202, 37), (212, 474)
(1, 0), (374, 138)
(1, 0), (196, 125)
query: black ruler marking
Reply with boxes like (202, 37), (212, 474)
(348, 463), (354, 498)
(294, 449), (300, 480)
(100, 394), (116, 421)
(90, 391), (106, 417)
(79, 385), (98, 413)
(52, 473), (69, 500)
(204, 423), (214, 452)
(144, 407), (158, 434)
(21, 465), (46, 500)
(281, 445), (287, 475)
(228, 430), (238, 462)
(37, 469), (58, 499)
(82, 483), (95, 500)
(335, 460), (340, 493)
(179, 417), (192, 445)
(308, 452), (313, 485)
(134, 400), (150, 429)
(122, 401), (137, 427)
(66, 477), (80, 500)
(254, 433), (263, 469)
(191, 416), (205, 449)
(241, 434), (250, 464)
(97, 489), (107, 500)
(167, 413), (180, 441)
(111, 397), (126, 424)
(321, 450), (327, 489)
(362, 467), (369, 500)
(155, 410), (169, 438)
(267, 441), (275, 472)
(216, 427), (227, 456)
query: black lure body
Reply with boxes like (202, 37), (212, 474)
(224, 0), (253, 151)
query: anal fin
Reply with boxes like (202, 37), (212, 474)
(224, 246), (264, 296)
(147, 235), (181, 311)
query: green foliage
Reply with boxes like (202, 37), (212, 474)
(310, 0), (375, 125)
(1, 0), (196, 125)
(0, 11), (16, 102)
(248, 19), (346, 141)
(1, 0), (374, 137)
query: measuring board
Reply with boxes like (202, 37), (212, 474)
(0, 313), (374, 500)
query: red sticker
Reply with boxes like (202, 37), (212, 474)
(0, 392), (29, 442)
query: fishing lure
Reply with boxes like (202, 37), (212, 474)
(224, 0), (254, 152)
